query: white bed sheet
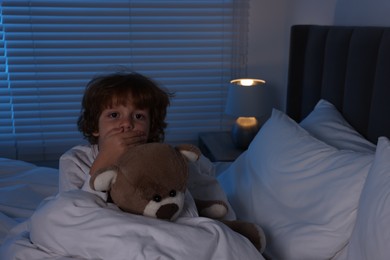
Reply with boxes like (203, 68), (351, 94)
(0, 158), (260, 260)
(0, 158), (59, 244)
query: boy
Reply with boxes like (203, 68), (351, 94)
(59, 71), (234, 219)
(59, 72), (171, 196)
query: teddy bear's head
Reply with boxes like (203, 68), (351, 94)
(89, 143), (199, 221)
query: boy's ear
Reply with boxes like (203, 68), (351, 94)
(90, 169), (118, 191)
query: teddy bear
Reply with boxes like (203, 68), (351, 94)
(89, 142), (266, 252)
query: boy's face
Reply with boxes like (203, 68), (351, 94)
(92, 96), (150, 140)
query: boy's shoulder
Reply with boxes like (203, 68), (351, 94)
(60, 144), (98, 162)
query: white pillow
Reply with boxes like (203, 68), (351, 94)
(300, 99), (376, 153)
(346, 137), (390, 260)
(218, 109), (373, 260)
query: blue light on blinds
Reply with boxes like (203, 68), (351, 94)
(0, 0), (249, 166)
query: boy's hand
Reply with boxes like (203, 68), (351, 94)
(100, 128), (147, 153)
(90, 129), (147, 176)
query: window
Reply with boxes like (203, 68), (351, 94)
(0, 0), (249, 166)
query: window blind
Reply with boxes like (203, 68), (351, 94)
(0, 0), (249, 166)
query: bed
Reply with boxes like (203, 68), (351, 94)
(1, 24), (390, 259)
(218, 24), (390, 260)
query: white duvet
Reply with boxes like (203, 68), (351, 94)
(1, 189), (263, 260)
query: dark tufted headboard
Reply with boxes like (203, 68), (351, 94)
(286, 25), (390, 144)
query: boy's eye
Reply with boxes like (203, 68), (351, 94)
(109, 112), (119, 118)
(134, 113), (144, 120)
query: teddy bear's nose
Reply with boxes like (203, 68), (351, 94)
(156, 203), (179, 220)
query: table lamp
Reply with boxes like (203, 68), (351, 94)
(225, 78), (268, 149)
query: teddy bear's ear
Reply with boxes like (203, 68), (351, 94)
(176, 144), (201, 162)
(90, 169), (118, 192)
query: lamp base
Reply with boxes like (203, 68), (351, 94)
(231, 117), (260, 150)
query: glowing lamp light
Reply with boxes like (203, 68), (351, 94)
(230, 78), (266, 86)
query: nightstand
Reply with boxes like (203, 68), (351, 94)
(198, 131), (245, 162)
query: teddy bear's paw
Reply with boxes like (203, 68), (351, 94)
(195, 199), (228, 219)
(254, 223), (267, 253)
(221, 220), (267, 253)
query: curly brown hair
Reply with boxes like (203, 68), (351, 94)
(77, 72), (173, 144)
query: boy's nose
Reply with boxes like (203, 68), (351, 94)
(120, 118), (134, 131)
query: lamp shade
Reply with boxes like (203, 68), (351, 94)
(225, 84), (268, 118)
